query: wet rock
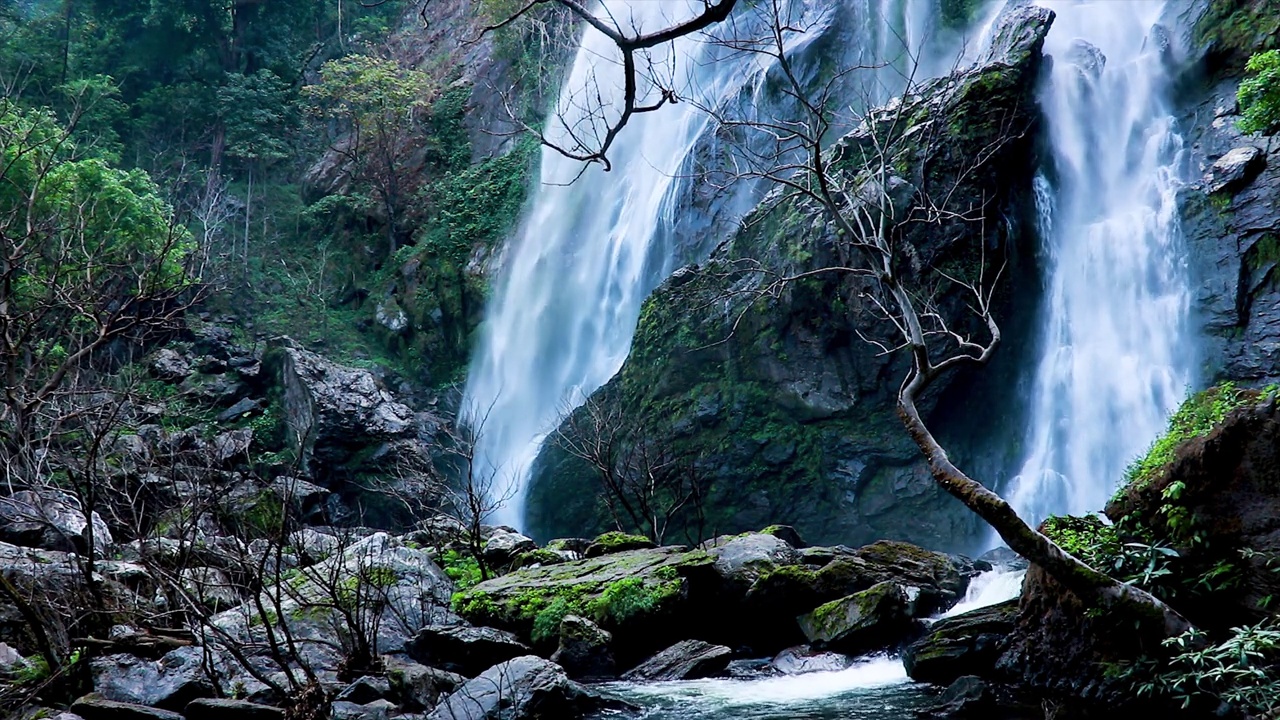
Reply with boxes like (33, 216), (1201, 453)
(1206, 145), (1266, 194)
(387, 662), (465, 711)
(69, 694), (184, 720)
(797, 582), (915, 655)
(550, 615), (615, 679)
(622, 640), (731, 681)
(89, 647), (214, 711)
(427, 655), (608, 720)
(183, 699), (284, 720)
(215, 397), (261, 423)
(407, 625), (530, 677)
(902, 600), (1018, 685)
(770, 646), (853, 675)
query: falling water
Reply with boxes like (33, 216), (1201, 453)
(1004, 1), (1193, 526)
(463, 0), (963, 529)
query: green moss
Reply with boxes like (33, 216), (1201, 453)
(441, 549), (483, 591)
(1120, 383), (1256, 495)
(513, 548), (567, 568)
(1042, 515), (1121, 571)
(590, 531), (653, 551)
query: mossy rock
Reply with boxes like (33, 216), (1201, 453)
(902, 599), (1018, 686)
(584, 532), (656, 558)
(797, 581), (916, 654)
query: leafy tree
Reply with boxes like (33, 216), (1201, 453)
(1239, 50), (1280, 135)
(304, 54), (433, 257)
(0, 99), (195, 454)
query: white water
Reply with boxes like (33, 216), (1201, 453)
(463, 0), (967, 528)
(941, 567), (1026, 618)
(1002, 1), (1193, 529)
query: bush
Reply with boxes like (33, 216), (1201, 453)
(1239, 50), (1280, 135)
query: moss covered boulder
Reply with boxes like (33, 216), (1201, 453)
(902, 600), (1017, 686)
(450, 546), (719, 666)
(797, 582), (916, 655)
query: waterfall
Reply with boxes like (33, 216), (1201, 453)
(1004, 1), (1193, 527)
(463, 0), (967, 529)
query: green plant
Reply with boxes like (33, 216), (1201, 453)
(1239, 50), (1280, 135)
(1121, 384), (1251, 494)
(441, 550), (483, 591)
(1140, 622), (1280, 716)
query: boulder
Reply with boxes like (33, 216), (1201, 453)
(902, 600), (1017, 685)
(549, 615), (615, 680)
(1206, 145), (1266, 194)
(450, 546), (719, 666)
(331, 700), (394, 720)
(210, 428), (253, 466)
(335, 675), (393, 704)
(182, 699), (283, 720)
(481, 530), (537, 568)
(407, 625), (530, 678)
(0, 490), (112, 554)
(705, 532), (800, 587)
(89, 647), (214, 711)
(797, 582), (916, 655)
(178, 566), (240, 612)
(388, 662), (466, 711)
(150, 349), (193, 381)
(770, 646), (852, 675)
(621, 640), (731, 682)
(427, 656), (607, 720)
(69, 695), (183, 720)
(583, 532), (655, 558)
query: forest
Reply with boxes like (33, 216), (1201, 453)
(1, 1), (1280, 719)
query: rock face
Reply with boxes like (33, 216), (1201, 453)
(89, 647), (213, 711)
(525, 4), (1053, 551)
(426, 656), (607, 720)
(902, 600), (1018, 685)
(550, 615), (615, 679)
(621, 639), (732, 682)
(0, 490), (112, 554)
(69, 694), (184, 720)
(387, 662), (466, 712)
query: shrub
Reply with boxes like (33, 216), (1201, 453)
(1239, 50), (1280, 135)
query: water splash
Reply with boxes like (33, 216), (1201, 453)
(1003, 1), (1192, 529)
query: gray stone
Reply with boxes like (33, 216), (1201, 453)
(1207, 145), (1266, 194)
(89, 647), (214, 711)
(407, 625), (530, 678)
(0, 490), (112, 554)
(178, 566), (240, 612)
(621, 640), (731, 682)
(705, 532), (800, 586)
(335, 675), (393, 704)
(388, 662), (465, 711)
(69, 694), (184, 720)
(211, 428), (253, 465)
(182, 698), (284, 720)
(150, 349), (192, 381)
(332, 700), (392, 720)
(215, 397), (261, 423)
(481, 530), (537, 568)
(427, 656), (606, 720)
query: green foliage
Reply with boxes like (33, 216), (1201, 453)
(591, 531), (653, 551)
(1122, 384), (1252, 493)
(1239, 50), (1280, 135)
(441, 549), (483, 591)
(1042, 515), (1121, 570)
(1139, 622), (1280, 716)
(218, 69), (297, 164)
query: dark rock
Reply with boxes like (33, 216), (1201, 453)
(621, 639), (731, 681)
(760, 525), (807, 548)
(0, 490), (112, 554)
(182, 698), (284, 720)
(69, 694), (184, 720)
(903, 600), (1017, 685)
(214, 397), (261, 423)
(335, 675), (393, 704)
(331, 700), (393, 720)
(387, 662), (465, 711)
(797, 582), (916, 655)
(89, 647), (213, 711)
(550, 615), (615, 680)
(1206, 145), (1266, 194)
(407, 625), (530, 677)
(427, 655), (609, 720)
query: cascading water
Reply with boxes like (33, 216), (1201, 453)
(463, 0), (956, 529)
(1003, 1), (1193, 527)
